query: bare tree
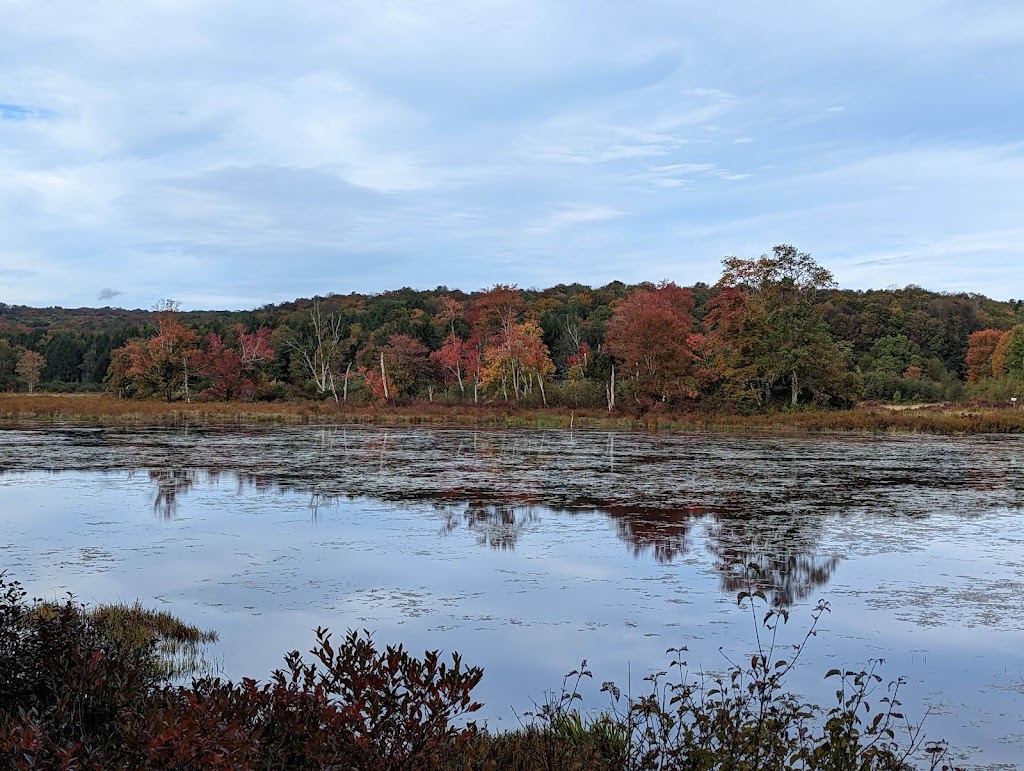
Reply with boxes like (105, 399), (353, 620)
(285, 300), (347, 404)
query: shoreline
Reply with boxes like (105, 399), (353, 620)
(1, 392), (1022, 434)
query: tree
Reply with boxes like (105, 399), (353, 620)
(991, 325), (1024, 378)
(860, 335), (923, 377)
(479, 319), (555, 404)
(284, 301), (349, 404)
(104, 345), (134, 398)
(1007, 326), (1024, 376)
(377, 333), (433, 400)
(0, 340), (19, 391)
(199, 326), (274, 401)
(106, 300), (201, 401)
(467, 285), (523, 343)
(15, 350), (46, 393)
(430, 297), (469, 396)
(466, 286), (555, 404)
(41, 332), (86, 383)
(605, 282), (696, 404)
(565, 341), (590, 380)
(965, 329), (1004, 381)
(708, 246), (849, 407)
(431, 333), (470, 396)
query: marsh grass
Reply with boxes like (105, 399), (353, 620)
(88, 601), (218, 679)
(1, 392), (1022, 434)
(29, 599), (218, 679)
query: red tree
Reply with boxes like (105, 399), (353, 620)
(605, 282), (696, 403)
(431, 333), (469, 395)
(430, 297), (470, 396)
(200, 325), (275, 401)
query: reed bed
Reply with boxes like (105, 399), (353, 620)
(1, 392), (1021, 434)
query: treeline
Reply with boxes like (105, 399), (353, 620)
(1, 246), (1022, 410)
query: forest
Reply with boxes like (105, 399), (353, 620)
(1, 247), (1023, 412)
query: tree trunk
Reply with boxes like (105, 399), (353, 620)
(343, 361), (351, 403)
(182, 356), (192, 403)
(380, 351), (389, 401)
(607, 364), (616, 411)
(790, 371), (799, 406)
(537, 372), (547, 406)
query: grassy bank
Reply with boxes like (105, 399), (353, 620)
(1, 392), (1022, 434)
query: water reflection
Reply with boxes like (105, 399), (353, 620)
(708, 515), (840, 606)
(132, 466), (842, 604)
(146, 468), (197, 519)
(3, 425), (1023, 610)
(438, 502), (541, 551)
(3, 425), (1023, 767)
(608, 507), (700, 564)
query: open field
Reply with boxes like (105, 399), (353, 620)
(1, 392), (1022, 433)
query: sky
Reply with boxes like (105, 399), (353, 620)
(1, 1), (1023, 310)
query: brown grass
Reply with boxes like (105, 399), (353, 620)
(1, 392), (1022, 434)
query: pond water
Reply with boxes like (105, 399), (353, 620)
(1, 425), (1023, 768)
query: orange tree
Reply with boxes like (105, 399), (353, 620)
(107, 301), (201, 401)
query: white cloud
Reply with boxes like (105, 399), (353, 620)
(0, 0), (1022, 307)
(526, 205), (625, 234)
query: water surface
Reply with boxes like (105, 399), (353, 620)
(1, 425), (1022, 768)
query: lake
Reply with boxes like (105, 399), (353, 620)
(1, 424), (1023, 767)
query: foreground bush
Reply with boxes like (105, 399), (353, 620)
(0, 573), (964, 770)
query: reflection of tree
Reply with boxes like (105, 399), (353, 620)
(439, 501), (539, 550)
(607, 507), (702, 564)
(148, 469), (197, 519)
(705, 514), (840, 607)
(134, 458), (841, 604)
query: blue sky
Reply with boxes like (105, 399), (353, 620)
(1, 1), (1022, 310)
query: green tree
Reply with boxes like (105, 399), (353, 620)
(41, 331), (86, 383)
(1002, 325), (1024, 376)
(0, 340), (19, 391)
(860, 335), (922, 376)
(708, 246), (851, 407)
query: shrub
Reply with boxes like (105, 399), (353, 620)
(0, 572), (964, 770)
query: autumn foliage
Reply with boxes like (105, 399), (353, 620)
(0, 574), (482, 771)
(966, 329), (1006, 382)
(4, 244), (1018, 410)
(605, 282), (696, 404)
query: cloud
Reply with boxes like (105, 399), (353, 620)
(0, 267), (36, 279)
(0, 1), (1022, 307)
(97, 288), (122, 301)
(627, 162), (749, 189)
(526, 205), (625, 235)
(0, 103), (46, 120)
